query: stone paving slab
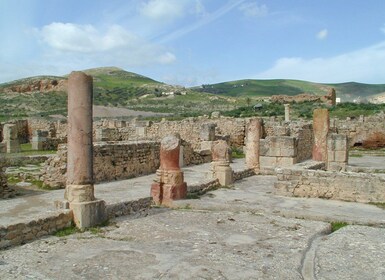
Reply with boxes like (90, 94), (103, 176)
(174, 175), (385, 226)
(0, 208), (330, 280)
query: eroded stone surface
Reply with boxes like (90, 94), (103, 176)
(0, 209), (329, 280)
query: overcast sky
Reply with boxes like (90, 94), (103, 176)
(1, 0), (385, 86)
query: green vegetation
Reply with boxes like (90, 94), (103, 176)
(368, 202), (385, 210)
(329, 102), (385, 119)
(2, 67), (385, 121)
(54, 225), (79, 237)
(330, 221), (349, 232)
(231, 147), (245, 159)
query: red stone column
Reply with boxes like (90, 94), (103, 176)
(64, 71), (106, 229)
(245, 118), (261, 171)
(312, 108), (330, 162)
(151, 135), (187, 206)
(67, 72), (93, 186)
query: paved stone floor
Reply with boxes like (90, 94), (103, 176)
(1, 159), (385, 279)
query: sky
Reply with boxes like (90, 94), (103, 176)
(1, 0), (385, 86)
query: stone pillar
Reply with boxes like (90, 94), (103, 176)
(151, 135), (187, 206)
(211, 140), (233, 186)
(136, 127), (147, 137)
(284, 104), (290, 122)
(328, 88), (336, 106)
(95, 128), (110, 142)
(31, 130), (47, 150)
(312, 108), (330, 162)
(245, 118), (261, 171)
(64, 71), (106, 229)
(200, 123), (216, 141)
(327, 134), (348, 171)
(3, 124), (20, 153)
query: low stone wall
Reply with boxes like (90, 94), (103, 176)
(42, 139), (213, 188)
(0, 211), (73, 249)
(106, 197), (153, 219)
(42, 141), (161, 188)
(274, 168), (385, 203)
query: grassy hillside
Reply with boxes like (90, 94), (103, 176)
(196, 79), (385, 101)
(1, 67), (385, 122)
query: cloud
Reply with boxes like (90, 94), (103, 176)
(317, 29), (328, 40)
(256, 41), (385, 83)
(238, 2), (268, 18)
(39, 23), (140, 53)
(140, 0), (186, 23)
(35, 22), (176, 67)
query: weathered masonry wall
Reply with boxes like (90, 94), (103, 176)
(274, 168), (385, 203)
(0, 211), (73, 249)
(259, 120), (314, 168)
(333, 113), (385, 147)
(42, 141), (161, 188)
(42, 140), (210, 188)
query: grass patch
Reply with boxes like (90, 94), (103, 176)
(330, 221), (348, 232)
(231, 147), (245, 159)
(54, 225), (79, 237)
(368, 202), (385, 210)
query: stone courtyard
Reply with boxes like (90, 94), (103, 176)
(0, 160), (385, 279)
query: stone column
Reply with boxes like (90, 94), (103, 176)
(312, 108), (330, 162)
(245, 118), (261, 171)
(3, 124), (20, 153)
(211, 140), (233, 186)
(200, 123), (216, 141)
(327, 133), (348, 171)
(31, 130), (47, 150)
(151, 135), (187, 206)
(284, 104), (290, 122)
(64, 71), (106, 229)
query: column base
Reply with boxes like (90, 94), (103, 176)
(70, 199), (107, 229)
(151, 182), (187, 207)
(214, 164), (233, 186)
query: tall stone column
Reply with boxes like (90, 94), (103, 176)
(151, 135), (187, 206)
(65, 71), (106, 229)
(312, 108), (330, 162)
(284, 104), (290, 122)
(245, 118), (261, 172)
(211, 140), (233, 186)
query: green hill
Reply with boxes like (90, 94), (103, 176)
(195, 79), (385, 101)
(1, 67), (385, 121)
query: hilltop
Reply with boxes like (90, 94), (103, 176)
(1, 66), (385, 121)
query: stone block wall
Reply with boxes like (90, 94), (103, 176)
(333, 113), (385, 147)
(42, 141), (161, 188)
(42, 139), (212, 188)
(275, 168), (385, 203)
(0, 211), (73, 249)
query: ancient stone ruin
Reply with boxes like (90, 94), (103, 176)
(211, 140), (233, 186)
(245, 118), (261, 171)
(62, 71), (106, 229)
(151, 135), (187, 206)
